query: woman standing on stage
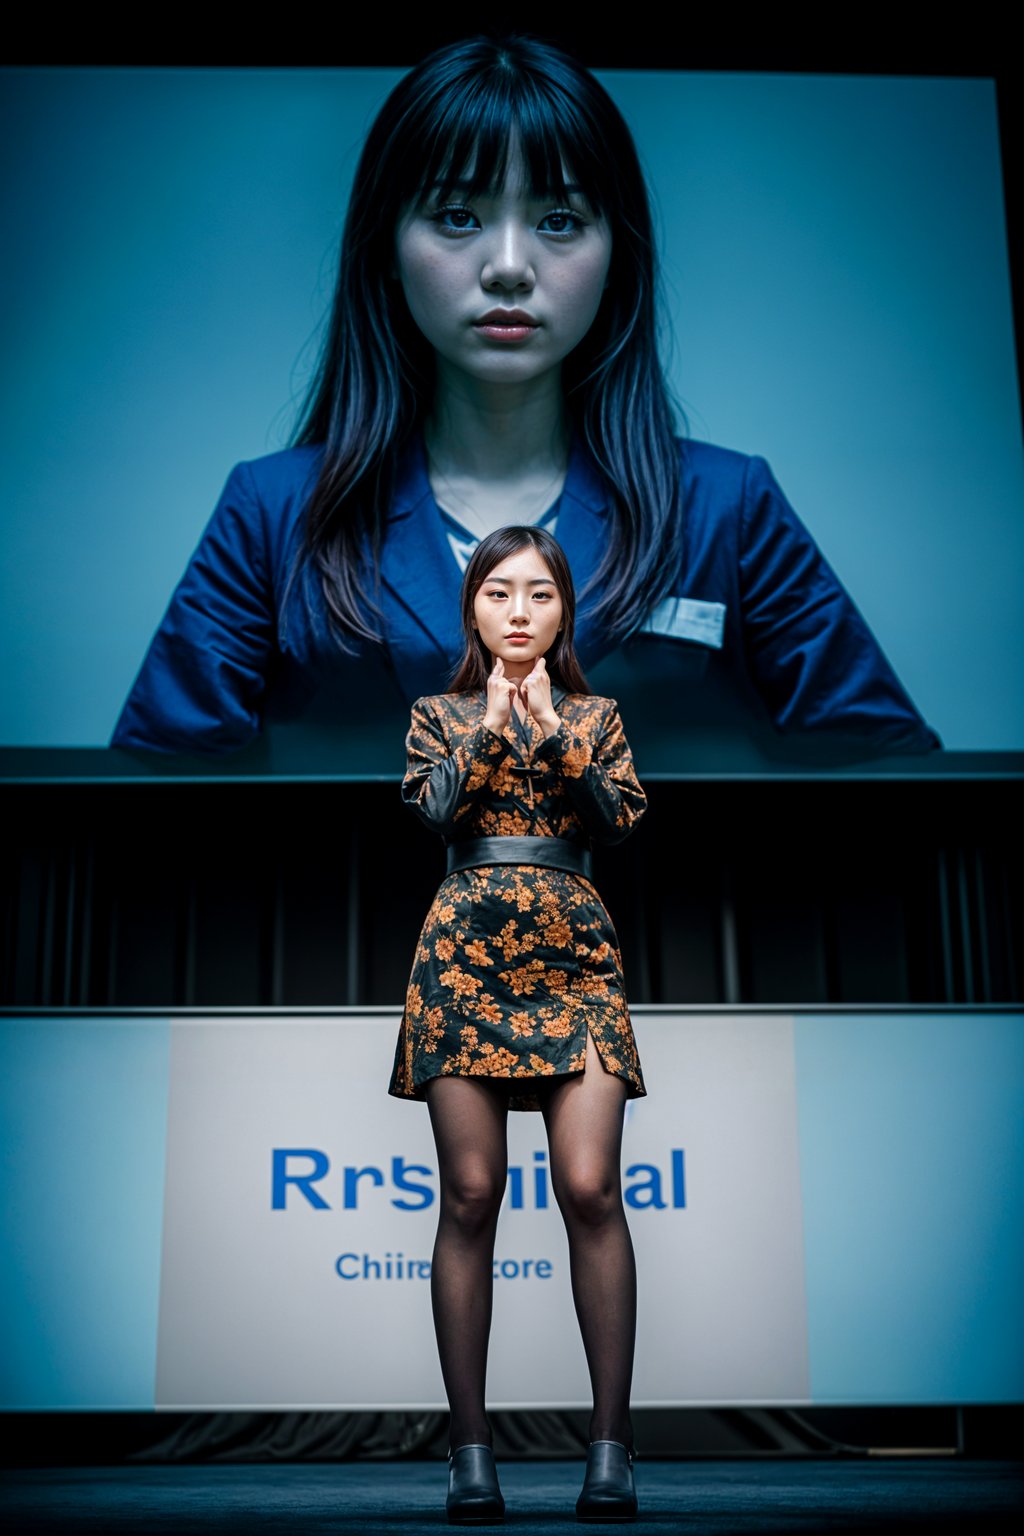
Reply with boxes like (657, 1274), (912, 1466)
(103, 28), (938, 1516)
(361, 32), (661, 1520)
(389, 524), (647, 1523)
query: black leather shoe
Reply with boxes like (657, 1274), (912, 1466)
(575, 1439), (638, 1522)
(446, 1443), (505, 1525)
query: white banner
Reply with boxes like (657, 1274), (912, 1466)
(155, 1013), (809, 1409)
(4, 1009), (1022, 1409)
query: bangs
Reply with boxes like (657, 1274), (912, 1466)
(408, 67), (607, 213)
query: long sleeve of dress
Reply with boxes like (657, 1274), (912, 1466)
(401, 697), (519, 838)
(110, 462), (276, 754)
(533, 700), (647, 846)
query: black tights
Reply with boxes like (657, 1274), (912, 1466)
(424, 1027), (636, 1453)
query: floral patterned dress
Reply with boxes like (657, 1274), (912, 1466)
(387, 683), (648, 1111)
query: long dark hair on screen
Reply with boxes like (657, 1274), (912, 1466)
(287, 32), (683, 653)
(448, 525), (590, 694)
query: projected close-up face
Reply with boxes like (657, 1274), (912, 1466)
(1, 58), (1020, 776)
(394, 152), (612, 395)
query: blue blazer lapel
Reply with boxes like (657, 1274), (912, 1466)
(553, 436), (616, 670)
(378, 432), (618, 703)
(379, 437), (465, 700)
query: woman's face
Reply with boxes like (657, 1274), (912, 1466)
(472, 544), (564, 671)
(394, 146), (612, 396)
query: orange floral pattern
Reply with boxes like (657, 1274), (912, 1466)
(388, 689), (648, 1112)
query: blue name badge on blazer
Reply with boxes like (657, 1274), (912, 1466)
(638, 597), (726, 648)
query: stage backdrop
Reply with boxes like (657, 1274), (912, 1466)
(1, 69), (1022, 774)
(1, 1008), (1021, 1410)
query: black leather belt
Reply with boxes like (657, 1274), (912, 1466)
(445, 836), (593, 881)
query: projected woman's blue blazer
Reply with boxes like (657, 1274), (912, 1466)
(109, 436), (941, 761)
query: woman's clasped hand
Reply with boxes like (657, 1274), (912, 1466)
(484, 656), (559, 739)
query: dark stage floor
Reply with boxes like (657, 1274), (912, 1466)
(2, 1459), (1022, 1534)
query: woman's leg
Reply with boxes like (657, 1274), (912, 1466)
(424, 1075), (510, 1451)
(541, 1028), (636, 1449)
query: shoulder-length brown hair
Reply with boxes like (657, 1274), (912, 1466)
(447, 527), (591, 694)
